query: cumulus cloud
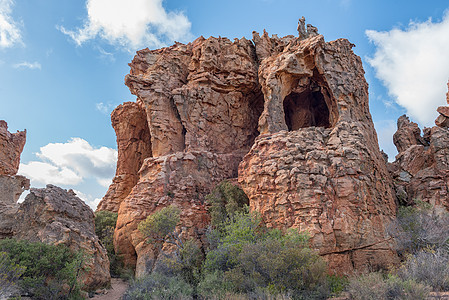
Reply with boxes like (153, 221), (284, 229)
(19, 138), (117, 187)
(13, 61), (42, 70)
(58, 0), (192, 50)
(366, 11), (449, 126)
(0, 0), (21, 48)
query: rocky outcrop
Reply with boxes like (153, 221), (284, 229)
(103, 20), (399, 275)
(0, 175), (30, 238)
(435, 80), (449, 128)
(112, 34), (264, 273)
(0, 121), (29, 238)
(14, 185), (110, 290)
(239, 35), (398, 274)
(97, 101), (152, 212)
(390, 83), (449, 209)
(0, 120), (110, 290)
(0, 120), (26, 176)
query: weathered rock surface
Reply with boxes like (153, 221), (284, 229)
(14, 185), (110, 290)
(97, 101), (152, 212)
(115, 151), (239, 276)
(104, 20), (399, 275)
(390, 113), (449, 210)
(239, 35), (398, 274)
(0, 120), (26, 176)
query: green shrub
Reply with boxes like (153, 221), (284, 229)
(94, 210), (126, 278)
(397, 249), (449, 291)
(0, 238), (85, 299)
(123, 272), (193, 300)
(138, 205), (181, 247)
(0, 251), (26, 298)
(206, 180), (249, 228)
(347, 272), (430, 300)
(388, 203), (449, 255)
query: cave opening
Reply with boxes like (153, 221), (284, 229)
(283, 77), (336, 131)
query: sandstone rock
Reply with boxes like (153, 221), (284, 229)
(114, 151), (239, 276)
(0, 120), (26, 176)
(105, 21), (399, 276)
(393, 115), (427, 152)
(14, 185), (110, 290)
(390, 121), (449, 209)
(239, 34), (398, 274)
(97, 101), (152, 212)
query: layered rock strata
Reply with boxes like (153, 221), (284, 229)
(104, 21), (399, 275)
(97, 101), (152, 212)
(239, 35), (398, 274)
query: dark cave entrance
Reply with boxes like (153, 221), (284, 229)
(283, 75), (337, 131)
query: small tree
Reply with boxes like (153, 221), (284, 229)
(138, 205), (183, 251)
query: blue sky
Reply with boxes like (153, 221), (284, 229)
(1, 0), (449, 208)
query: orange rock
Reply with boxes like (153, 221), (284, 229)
(0, 120), (26, 176)
(105, 22), (400, 276)
(97, 101), (152, 212)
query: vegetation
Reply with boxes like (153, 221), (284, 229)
(94, 210), (128, 278)
(125, 182), (335, 299)
(0, 238), (85, 299)
(0, 251), (26, 298)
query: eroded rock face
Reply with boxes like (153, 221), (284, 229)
(0, 120), (26, 176)
(97, 101), (152, 212)
(105, 21), (399, 275)
(14, 185), (110, 290)
(239, 35), (398, 274)
(390, 114), (449, 210)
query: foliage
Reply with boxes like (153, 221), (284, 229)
(0, 251), (26, 298)
(397, 249), (449, 291)
(388, 202), (449, 255)
(0, 238), (85, 299)
(206, 180), (249, 228)
(123, 272), (193, 300)
(202, 212), (329, 299)
(347, 272), (430, 300)
(138, 205), (182, 247)
(94, 210), (126, 278)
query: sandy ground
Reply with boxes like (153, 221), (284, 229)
(91, 278), (129, 300)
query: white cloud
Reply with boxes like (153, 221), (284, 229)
(58, 0), (192, 50)
(366, 11), (449, 126)
(13, 61), (42, 70)
(19, 138), (117, 187)
(95, 102), (116, 114)
(0, 0), (21, 48)
(73, 189), (102, 210)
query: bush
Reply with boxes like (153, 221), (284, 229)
(347, 272), (430, 300)
(206, 180), (249, 228)
(397, 249), (449, 291)
(388, 202), (449, 255)
(123, 272), (193, 300)
(0, 251), (26, 298)
(94, 210), (125, 278)
(202, 212), (330, 299)
(0, 238), (85, 299)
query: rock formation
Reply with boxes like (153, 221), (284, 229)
(239, 35), (397, 274)
(0, 121), (30, 238)
(390, 82), (449, 209)
(0, 120), (26, 176)
(102, 20), (399, 275)
(14, 185), (110, 290)
(0, 120), (110, 290)
(97, 101), (152, 212)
